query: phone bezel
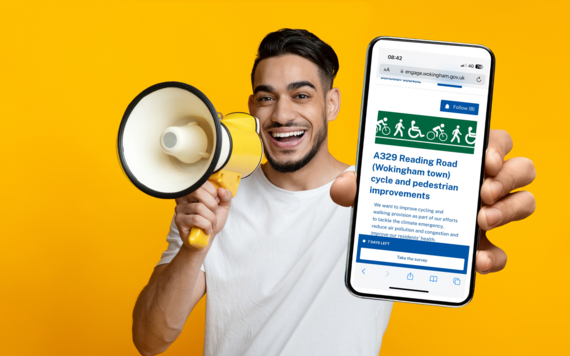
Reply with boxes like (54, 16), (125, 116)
(345, 36), (495, 307)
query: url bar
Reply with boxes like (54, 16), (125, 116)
(377, 63), (486, 86)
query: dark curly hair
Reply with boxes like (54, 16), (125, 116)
(251, 29), (339, 91)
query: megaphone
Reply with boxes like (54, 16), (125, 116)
(117, 82), (263, 249)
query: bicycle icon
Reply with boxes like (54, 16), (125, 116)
(426, 124), (448, 142)
(376, 117), (391, 135)
(465, 127), (476, 145)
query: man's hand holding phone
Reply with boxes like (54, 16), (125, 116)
(174, 182), (233, 251)
(475, 129), (536, 273)
(330, 129), (536, 275)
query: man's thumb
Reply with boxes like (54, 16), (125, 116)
(330, 171), (357, 207)
(218, 188), (233, 207)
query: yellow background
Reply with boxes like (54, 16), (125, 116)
(1, 0), (567, 355)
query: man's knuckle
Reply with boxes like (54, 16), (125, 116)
(198, 203), (208, 215)
(189, 215), (200, 226)
(504, 170), (518, 192)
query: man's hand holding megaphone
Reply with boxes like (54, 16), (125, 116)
(174, 183), (233, 251)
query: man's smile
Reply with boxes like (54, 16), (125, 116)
(267, 128), (307, 148)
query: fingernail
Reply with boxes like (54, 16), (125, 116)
(490, 180), (503, 200)
(485, 208), (502, 227)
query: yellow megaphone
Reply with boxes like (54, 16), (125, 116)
(117, 82), (263, 248)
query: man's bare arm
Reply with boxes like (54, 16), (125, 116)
(132, 247), (206, 356)
(132, 182), (233, 356)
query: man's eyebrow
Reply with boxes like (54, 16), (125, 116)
(288, 81), (316, 91)
(253, 85), (275, 94)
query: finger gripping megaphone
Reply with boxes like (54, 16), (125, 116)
(117, 82), (263, 249)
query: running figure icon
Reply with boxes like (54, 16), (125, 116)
(465, 126), (476, 144)
(394, 119), (405, 137)
(408, 120), (425, 138)
(451, 125), (462, 143)
(427, 124), (448, 142)
(377, 117), (391, 135)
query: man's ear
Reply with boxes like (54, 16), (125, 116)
(326, 88), (341, 122)
(248, 95), (254, 115)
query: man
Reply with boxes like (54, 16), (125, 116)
(132, 29), (536, 355)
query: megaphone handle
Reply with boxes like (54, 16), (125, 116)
(188, 170), (242, 249)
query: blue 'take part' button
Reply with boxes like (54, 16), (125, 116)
(440, 100), (479, 116)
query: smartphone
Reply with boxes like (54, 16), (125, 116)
(345, 37), (495, 307)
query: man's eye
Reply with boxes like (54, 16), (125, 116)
(295, 93), (309, 99)
(258, 96), (273, 102)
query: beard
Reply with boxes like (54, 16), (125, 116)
(264, 111), (328, 174)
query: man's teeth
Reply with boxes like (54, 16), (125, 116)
(272, 131), (305, 138)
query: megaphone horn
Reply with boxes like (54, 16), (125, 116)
(117, 82), (263, 248)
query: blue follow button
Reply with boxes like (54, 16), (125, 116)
(440, 100), (479, 116)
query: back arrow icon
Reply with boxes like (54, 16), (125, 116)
(362, 269), (366, 274)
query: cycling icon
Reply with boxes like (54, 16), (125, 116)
(376, 117), (391, 135)
(427, 124), (448, 142)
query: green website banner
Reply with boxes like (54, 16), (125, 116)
(375, 111), (478, 154)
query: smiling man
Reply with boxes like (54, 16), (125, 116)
(132, 29), (536, 356)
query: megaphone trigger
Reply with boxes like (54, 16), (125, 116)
(188, 169), (242, 249)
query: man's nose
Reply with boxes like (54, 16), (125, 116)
(271, 97), (296, 124)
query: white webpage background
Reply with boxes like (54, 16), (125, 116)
(351, 39), (491, 303)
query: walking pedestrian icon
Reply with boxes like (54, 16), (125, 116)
(394, 119), (405, 137)
(376, 111), (477, 154)
(451, 125), (462, 143)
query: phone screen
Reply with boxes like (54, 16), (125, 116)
(347, 38), (494, 306)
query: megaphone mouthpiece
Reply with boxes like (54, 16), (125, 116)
(160, 122), (210, 164)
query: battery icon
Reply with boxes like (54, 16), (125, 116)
(476, 64), (483, 69)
